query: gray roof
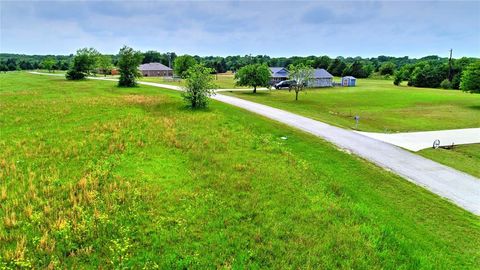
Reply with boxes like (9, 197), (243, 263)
(269, 67), (289, 77)
(269, 67), (287, 73)
(342, 76), (356, 79)
(313, 69), (333, 79)
(139, 62), (172, 71)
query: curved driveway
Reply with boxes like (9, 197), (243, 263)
(30, 72), (480, 215)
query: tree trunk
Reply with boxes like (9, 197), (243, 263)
(253, 86), (257, 94)
(295, 90), (299, 100)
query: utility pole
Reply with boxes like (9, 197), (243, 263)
(167, 53), (172, 68)
(448, 49), (453, 81)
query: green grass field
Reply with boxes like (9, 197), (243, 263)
(224, 79), (480, 132)
(1, 72), (479, 268)
(418, 144), (480, 178)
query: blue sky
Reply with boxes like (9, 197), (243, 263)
(1, 0), (479, 58)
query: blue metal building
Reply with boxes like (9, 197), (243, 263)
(341, 76), (356, 87)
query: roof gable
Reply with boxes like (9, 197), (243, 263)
(269, 67), (289, 77)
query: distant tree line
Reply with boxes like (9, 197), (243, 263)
(0, 52), (460, 75)
(0, 53), (118, 73)
(393, 57), (479, 92)
(2, 52), (479, 92)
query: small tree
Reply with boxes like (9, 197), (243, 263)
(98, 55), (113, 77)
(117, 46), (144, 87)
(289, 63), (314, 101)
(174, 55), (197, 78)
(182, 64), (216, 108)
(460, 61), (480, 93)
(234, 64), (271, 93)
(42, 57), (56, 73)
(66, 48), (100, 80)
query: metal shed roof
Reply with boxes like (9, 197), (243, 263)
(313, 69), (333, 79)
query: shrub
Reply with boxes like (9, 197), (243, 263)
(65, 70), (85, 80)
(440, 79), (452, 89)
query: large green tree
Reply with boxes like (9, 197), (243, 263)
(65, 48), (100, 80)
(182, 64), (216, 108)
(117, 46), (144, 87)
(234, 64), (271, 93)
(460, 61), (480, 93)
(174, 55), (197, 78)
(288, 63), (314, 101)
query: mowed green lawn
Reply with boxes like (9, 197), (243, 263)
(419, 144), (480, 178)
(0, 72), (479, 268)
(224, 79), (480, 132)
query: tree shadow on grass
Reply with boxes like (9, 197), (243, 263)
(116, 85), (142, 90)
(467, 105), (480, 110)
(233, 91), (272, 97)
(177, 105), (213, 113)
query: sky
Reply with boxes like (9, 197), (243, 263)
(1, 0), (479, 58)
